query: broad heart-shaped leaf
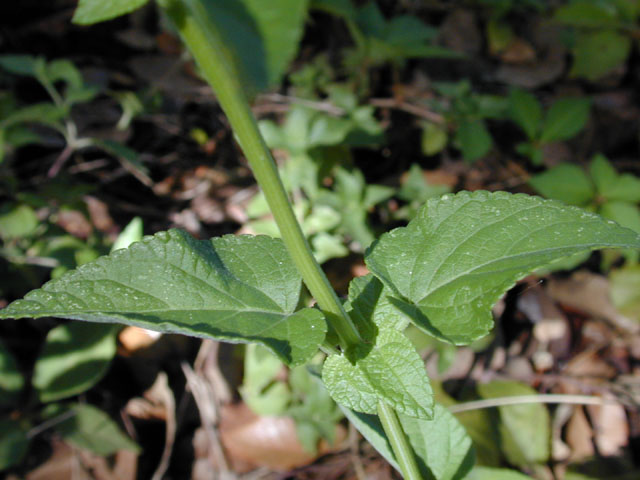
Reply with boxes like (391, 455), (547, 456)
(0, 231), (326, 367)
(72, 0), (150, 25)
(343, 404), (474, 480)
(322, 327), (434, 419)
(32, 322), (118, 403)
(366, 191), (640, 345)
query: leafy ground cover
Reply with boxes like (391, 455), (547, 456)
(1, 1), (640, 479)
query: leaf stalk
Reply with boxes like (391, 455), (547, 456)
(158, 0), (362, 352)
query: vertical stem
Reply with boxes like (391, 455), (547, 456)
(158, 0), (361, 352)
(377, 401), (422, 480)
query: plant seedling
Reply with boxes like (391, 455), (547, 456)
(424, 80), (509, 162)
(2, 1), (640, 479)
(509, 87), (590, 165)
(554, 0), (639, 81)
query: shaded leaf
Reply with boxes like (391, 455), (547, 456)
(529, 164), (594, 206)
(610, 264), (640, 322)
(455, 119), (492, 162)
(72, 0), (150, 25)
(366, 191), (640, 344)
(343, 404), (474, 480)
(589, 153), (618, 195)
(0, 204), (39, 240)
(477, 380), (550, 466)
(32, 322), (118, 402)
(0, 231), (327, 366)
(46, 403), (140, 456)
(540, 98), (590, 143)
(509, 88), (542, 140)
(0, 419), (30, 470)
(0, 340), (24, 406)
(570, 31), (631, 81)
(323, 328), (433, 419)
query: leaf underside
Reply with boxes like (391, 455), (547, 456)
(0, 230), (326, 366)
(366, 191), (640, 344)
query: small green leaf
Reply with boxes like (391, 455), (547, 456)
(455, 119), (492, 163)
(421, 122), (448, 156)
(540, 98), (590, 143)
(0, 340), (24, 406)
(466, 467), (534, 480)
(366, 191), (640, 344)
(554, 2), (620, 28)
(477, 380), (550, 466)
(570, 31), (631, 81)
(111, 217), (143, 252)
(47, 403), (140, 455)
(509, 89), (542, 140)
(343, 404), (474, 480)
(529, 164), (594, 206)
(0, 55), (38, 76)
(0, 231), (327, 366)
(240, 344), (291, 415)
(0, 204), (39, 240)
(32, 322), (118, 403)
(0, 103), (67, 129)
(589, 153), (618, 195)
(72, 0), (150, 25)
(600, 201), (640, 233)
(0, 419), (30, 470)
(610, 264), (640, 322)
(323, 328), (434, 419)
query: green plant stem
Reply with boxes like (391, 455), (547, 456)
(377, 401), (422, 480)
(158, 0), (361, 352)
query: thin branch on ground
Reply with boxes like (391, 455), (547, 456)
(448, 394), (617, 414)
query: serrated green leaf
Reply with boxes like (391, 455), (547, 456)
(466, 467), (534, 480)
(570, 31), (631, 81)
(529, 164), (594, 206)
(0, 231), (327, 366)
(509, 89), (542, 140)
(540, 98), (590, 143)
(366, 191), (640, 344)
(47, 403), (140, 455)
(0, 340), (24, 406)
(323, 328), (434, 419)
(343, 404), (474, 480)
(72, 0), (150, 25)
(347, 274), (411, 335)
(0, 419), (30, 470)
(32, 322), (117, 403)
(477, 380), (550, 466)
(455, 119), (492, 163)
